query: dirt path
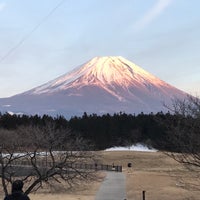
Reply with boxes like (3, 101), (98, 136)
(95, 171), (126, 200)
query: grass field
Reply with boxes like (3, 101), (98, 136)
(100, 151), (200, 200)
(1, 151), (200, 200)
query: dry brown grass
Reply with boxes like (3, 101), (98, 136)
(1, 151), (200, 200)
(100, 151), (200, 200)
(28, 176), (104, 200)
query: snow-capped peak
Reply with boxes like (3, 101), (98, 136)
(27, 56), (169, 95)
(84, 56), (164, 85)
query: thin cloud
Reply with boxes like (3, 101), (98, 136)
(133, 0), (173, 31)
(0, 2), (6, 12)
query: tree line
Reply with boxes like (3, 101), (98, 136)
(0, 110), (179, 151)
(0, 95), (200, 153)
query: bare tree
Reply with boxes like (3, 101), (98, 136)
(159, 95), (200, 185)
(0, 128), (29, 195)
(0, 122), (98, 196)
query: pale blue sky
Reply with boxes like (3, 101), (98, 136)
(0, 0), (200, 97)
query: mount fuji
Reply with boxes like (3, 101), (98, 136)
(0, 56), (187, 117)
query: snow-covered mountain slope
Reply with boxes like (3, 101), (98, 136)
(0, 56), (188, 117)
(25, 56), (173, 97)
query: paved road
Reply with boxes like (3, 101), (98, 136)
(95, 171), (126, 200)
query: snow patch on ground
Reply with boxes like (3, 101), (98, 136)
(105, 143), (157, 152)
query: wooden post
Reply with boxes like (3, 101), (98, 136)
(142, 190), (146, 200)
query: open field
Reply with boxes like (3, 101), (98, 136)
(1, 151), (200, 200)
(100, 151), (200, 200)
(29, 178), (103, 200)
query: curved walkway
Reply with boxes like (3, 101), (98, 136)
(95, 171), (126, 200)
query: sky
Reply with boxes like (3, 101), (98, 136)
(0, 0), (200, 97)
